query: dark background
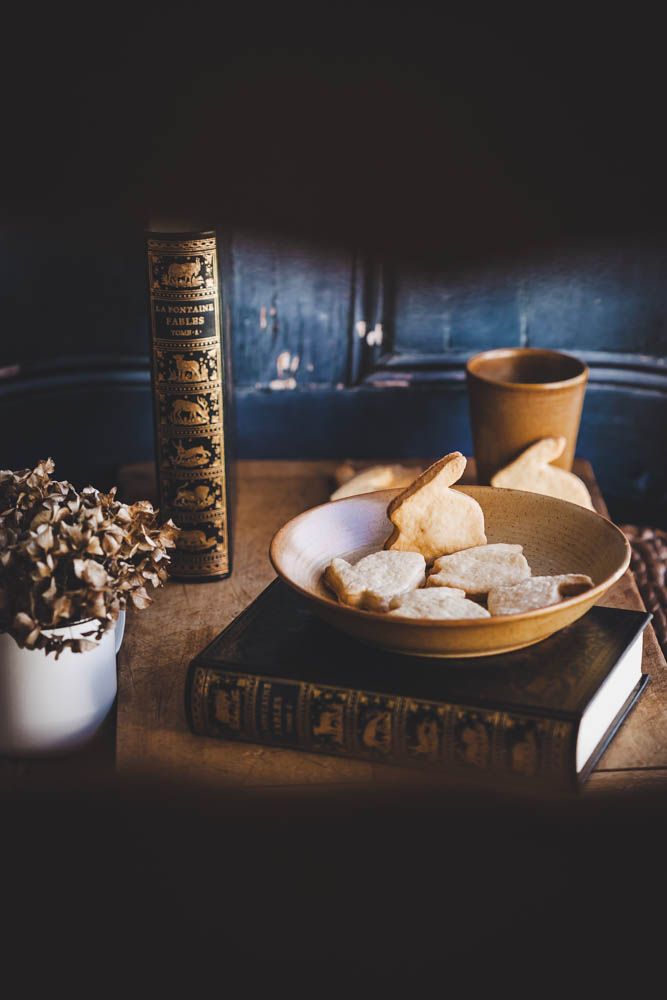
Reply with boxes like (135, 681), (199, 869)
(2, 10), (667, 982)
(5, 8), (667, 246)
(1, 8), (666, 526)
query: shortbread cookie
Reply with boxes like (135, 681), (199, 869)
(389, 588), (490, 620)
(487, 574), (594, 616)
(384, 452), (486, 563)
(333, 461), (358, 488)
(491, 437), (594, 510)
(427, 543), (531, 595)
(330, 464), (423, 501)
(324, 550), (426, 612)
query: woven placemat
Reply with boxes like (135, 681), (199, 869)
(621, 524), (667, 657)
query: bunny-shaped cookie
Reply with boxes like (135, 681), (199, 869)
(384, 452), (486, 564)
(491, 437), (594, 509)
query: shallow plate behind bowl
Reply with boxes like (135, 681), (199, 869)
(270, 487), (630, 658)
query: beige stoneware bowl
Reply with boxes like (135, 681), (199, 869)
(269, 487), (631, 658)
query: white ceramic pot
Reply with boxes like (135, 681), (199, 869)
(0, 611), (125, 757)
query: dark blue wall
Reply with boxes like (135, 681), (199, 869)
(1, 223), (666, 526)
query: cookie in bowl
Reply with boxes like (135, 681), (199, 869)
(389, 588), (490, 620)
(488, 574), (594, 616)
(324, 550), (426, 613)
(426, 543), (531, 596)
(384, 452), (486, 563)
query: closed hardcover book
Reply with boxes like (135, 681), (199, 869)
(146, 228), (233, 580)
(185, 580), (650, 786)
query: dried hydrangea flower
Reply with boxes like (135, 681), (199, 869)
(0, 459), (179, 656)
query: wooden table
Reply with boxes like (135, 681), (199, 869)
(3, 460), (664, 980)
(116, 459), (667, 796)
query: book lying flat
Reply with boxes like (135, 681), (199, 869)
(186, 580), (650, 787)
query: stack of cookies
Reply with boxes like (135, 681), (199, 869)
(324, 452), (593, 620)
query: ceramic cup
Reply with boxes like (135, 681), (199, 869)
(0, 611), (125, 757)
(466, 348), (589, 485)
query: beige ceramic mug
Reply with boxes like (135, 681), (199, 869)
(466, 348), (589, 485)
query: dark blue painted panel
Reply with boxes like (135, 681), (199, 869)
(0, 375), (154, 490)
(518, 247), (667, 355)
(390, 268), (521, 354)
(234, 385), (473, 460)
(577, 385), (667, 510)
(388, 247), (667, 361)
(3, 226), (666, 380)
(0, 225), (356, 387)
(0, 222), (149, 365)
(231, 234), (353, 389)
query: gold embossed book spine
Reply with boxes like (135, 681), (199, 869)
(187, 664), (576, 785)
(146, 230), (232, 580)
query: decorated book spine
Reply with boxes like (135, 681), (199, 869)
(186, 663), (577, 784)
(146, 230), (232, 580)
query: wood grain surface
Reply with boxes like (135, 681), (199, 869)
(115, 458), (667, 795)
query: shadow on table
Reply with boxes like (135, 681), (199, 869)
(1, 773), (662, 989)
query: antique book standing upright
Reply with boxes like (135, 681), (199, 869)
(146, 229), (233, 579)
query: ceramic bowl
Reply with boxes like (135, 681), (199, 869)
(269, 487), (631, 658)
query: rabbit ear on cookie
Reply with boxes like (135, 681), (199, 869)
(524, 436), (566, 463)
(384, 452), (486, 564)
(491, 437), (594, 510)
